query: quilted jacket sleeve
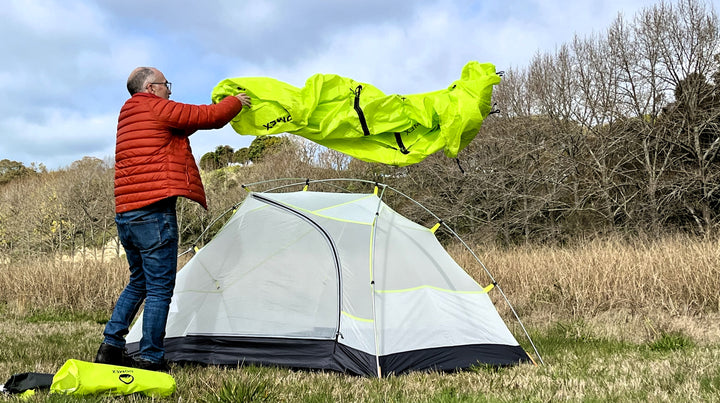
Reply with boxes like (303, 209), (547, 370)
(148, 96), (243, 135)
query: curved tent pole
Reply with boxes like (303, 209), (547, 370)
(231, 177), (544, 365)
(375, 184), (545, 365)
(368, 183), (388, 378)
(434, 222), (545, 365)
(178, 178), (315, 258)
(177, 202), (242, 259)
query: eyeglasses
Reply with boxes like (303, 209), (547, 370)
(150, 81), (172, 91)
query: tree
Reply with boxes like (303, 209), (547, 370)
(247, 136), (291, 162)
(646, 0), (720, 235)
(60, 157), (115, 257)
(233, 147), (250, 165)
(199, 152), (220, 171)
(214, 145), (235, 167)
(0, 159), (34, 185)
(200, 145), (236, 171)
(399, 0), (720, 243)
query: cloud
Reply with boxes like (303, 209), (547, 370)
(0, 111), (116, 169)
(0, 0), (684, 170)
(0, 0), (160, 167)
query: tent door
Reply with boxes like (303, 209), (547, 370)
(251, 193), (344, 342)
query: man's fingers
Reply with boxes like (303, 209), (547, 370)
(236, 93), (252, 108)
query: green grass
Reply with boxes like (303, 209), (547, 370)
(23, 308), (109, 325)
(200, 377), (275, 403)
(647, 331), (695, 352)
(2, 312), (720, 402)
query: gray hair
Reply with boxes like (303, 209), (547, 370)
(126, 67), (156, 95)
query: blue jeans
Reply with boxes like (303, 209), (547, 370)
(103, 197), (178, 363)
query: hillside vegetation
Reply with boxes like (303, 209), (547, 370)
(2, 0), (720, 257)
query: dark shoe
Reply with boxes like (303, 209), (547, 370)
(94, 343), (133, 366)
(132, 358), (171, 372)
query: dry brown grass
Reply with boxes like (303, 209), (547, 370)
(451, 235), (720, 344)
(3, 234), (720, 346)
(2, 234), (719, 326)
(3, 236), (720, 401)
(0, 256), (128, 316)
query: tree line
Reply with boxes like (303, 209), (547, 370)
(0, 0), (718, 258)
(398, 0), (720, 244)
(198, 137), (290, 171)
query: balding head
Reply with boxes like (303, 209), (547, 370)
(126, 67), (159, 95)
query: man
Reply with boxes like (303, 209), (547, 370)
(95, 67), (251, 371)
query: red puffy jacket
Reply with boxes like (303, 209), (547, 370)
(114, 93), (243, 213)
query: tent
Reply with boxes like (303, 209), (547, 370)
(126, 181), (535, 376)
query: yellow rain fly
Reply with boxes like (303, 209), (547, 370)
(211, 61), (501, 166)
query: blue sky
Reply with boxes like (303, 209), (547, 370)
(0, 0), (667, 170)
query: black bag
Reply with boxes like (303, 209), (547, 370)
(3, 372), (54, 394)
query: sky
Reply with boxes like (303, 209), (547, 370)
(0, 0), (671, 170)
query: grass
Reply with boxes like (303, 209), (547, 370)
(1, 313), (720, 401)
(2, 235), (720, 401)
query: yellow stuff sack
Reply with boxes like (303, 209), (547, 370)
(50, 359), (175, 397)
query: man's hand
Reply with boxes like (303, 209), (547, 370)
(235, 93), (252, 108)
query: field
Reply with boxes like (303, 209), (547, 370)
(2, 236), (720, 401)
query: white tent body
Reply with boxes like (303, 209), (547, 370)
(126, 190), (529, 375)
